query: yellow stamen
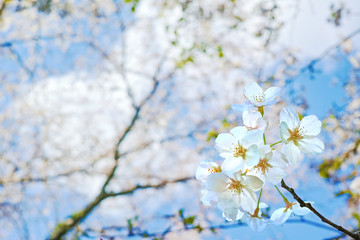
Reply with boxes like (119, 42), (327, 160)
(207, 166), (221, 173)
(227, 179), (243, 195)
(254, 158), (272, 174)
(233, 144), (247, 158)
(287, 127), (304, 143)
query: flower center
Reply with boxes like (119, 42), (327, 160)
(227, 179), (243, 194)
(233, 144), (247, 158)
(253, 93), (265, 102)
(287, 127), (304, 143)
(207, 166), (221, 173)
(254, 158), (272, 174)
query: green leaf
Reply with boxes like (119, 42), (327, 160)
(217, 46), (224, 58)
(207, 130), (218, 142)
(178, 209), (184, 218)
(194, 224), (203, 233)
(184, 216), (196, 225)
(353, 213), (360, 228)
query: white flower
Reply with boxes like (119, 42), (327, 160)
(350, 177), (360, 195)
(249, 145), (287, 184)
(206, 172), (264, 219)
(244, 202), (269, 232)
(243, 110), (267, 131)
(270, 201), (312, 225)
(195, 160), (221, 183)
(232, 82), (281, 112)
(280, 108), (324, 165)
(200, 189), (218, 206)
(215, 127), (260, 172)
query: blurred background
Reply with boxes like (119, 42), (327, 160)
(0, 0), (359, 239)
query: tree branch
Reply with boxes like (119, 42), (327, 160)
(281, 179), (360, 239)
(49, 177), (194, 240)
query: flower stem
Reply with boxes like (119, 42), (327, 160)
(263, 133), (266, 145)
(275, 185), (289, 204)
(270, 141), (282, 147)
(257, 188), (263, 208)
(258, 106), (264, 116)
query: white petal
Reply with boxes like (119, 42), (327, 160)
(244, 175), (264, 191)
(266, 167), (286, 185)
(222, 208), (244, 221)
(239, 188), (257, 212)
(244, 82), (264, 104)
(195, 165), (210, 182)
(242, 130), (263, 147)
(221, 157), (243, 173)
(300, 115), (322, 136)
(281, 142), (301, 165)
(216, 133), (235, 153)
(230, 126), (248, 140)
(200, 190), (218, 206)
(231, 102), (254, 112)
(280, 122), (290, 144)
(259, 145), (272, 159)
(270, 207), (292, 225)
(264, 87), (281, 102)
(244, 144), (260, 166)
(218, 191), (241, 210)
(269, 150), (287, 168)
(297, 137), (324, 154)
(292, 202), (311, 216)
(280, 108), (299, 130)
(256, 117), (267, 131)
(259, 202), (268, 209)
(248, 216), (268, 232)
(206, 173), (228, 192)
(243, 110), (263, 129)
(196, 161), (220, 182)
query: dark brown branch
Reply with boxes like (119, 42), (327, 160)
(281, 179), (360, 239)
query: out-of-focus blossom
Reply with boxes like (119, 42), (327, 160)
(350, 177), (360, 195)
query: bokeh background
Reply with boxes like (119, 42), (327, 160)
(0, 0), (359, 239)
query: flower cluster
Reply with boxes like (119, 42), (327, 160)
(196, 82), (324, 231)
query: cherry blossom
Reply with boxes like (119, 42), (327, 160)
(270, 201), (312, 225)
(215, 127), (260, 172)
(280, 108), (324, 165)
(232, 82), (281, 112)
(205, 172), (264, 220)
(195, 160), (221, 183)
(249, 145), (287, 184)
(243, 202), (269, 232)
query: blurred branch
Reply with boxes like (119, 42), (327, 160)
(49, 59), (175, 240)
(79, 214), (340, 239)
(286, 28), (360, 84)
(281, 179), (360, 240)
(49, 176), (194, 240)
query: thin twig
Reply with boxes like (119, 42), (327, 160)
(281, 179), (360, 239)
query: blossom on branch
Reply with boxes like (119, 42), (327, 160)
(280, 108), (324, 165)
(205, 172), (264, 220)
(270, 201), (312, 225)
(215, 127), (261, 172)
(232, 82), (281, 112)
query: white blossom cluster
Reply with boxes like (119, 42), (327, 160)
(196, 82), (324, 231)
